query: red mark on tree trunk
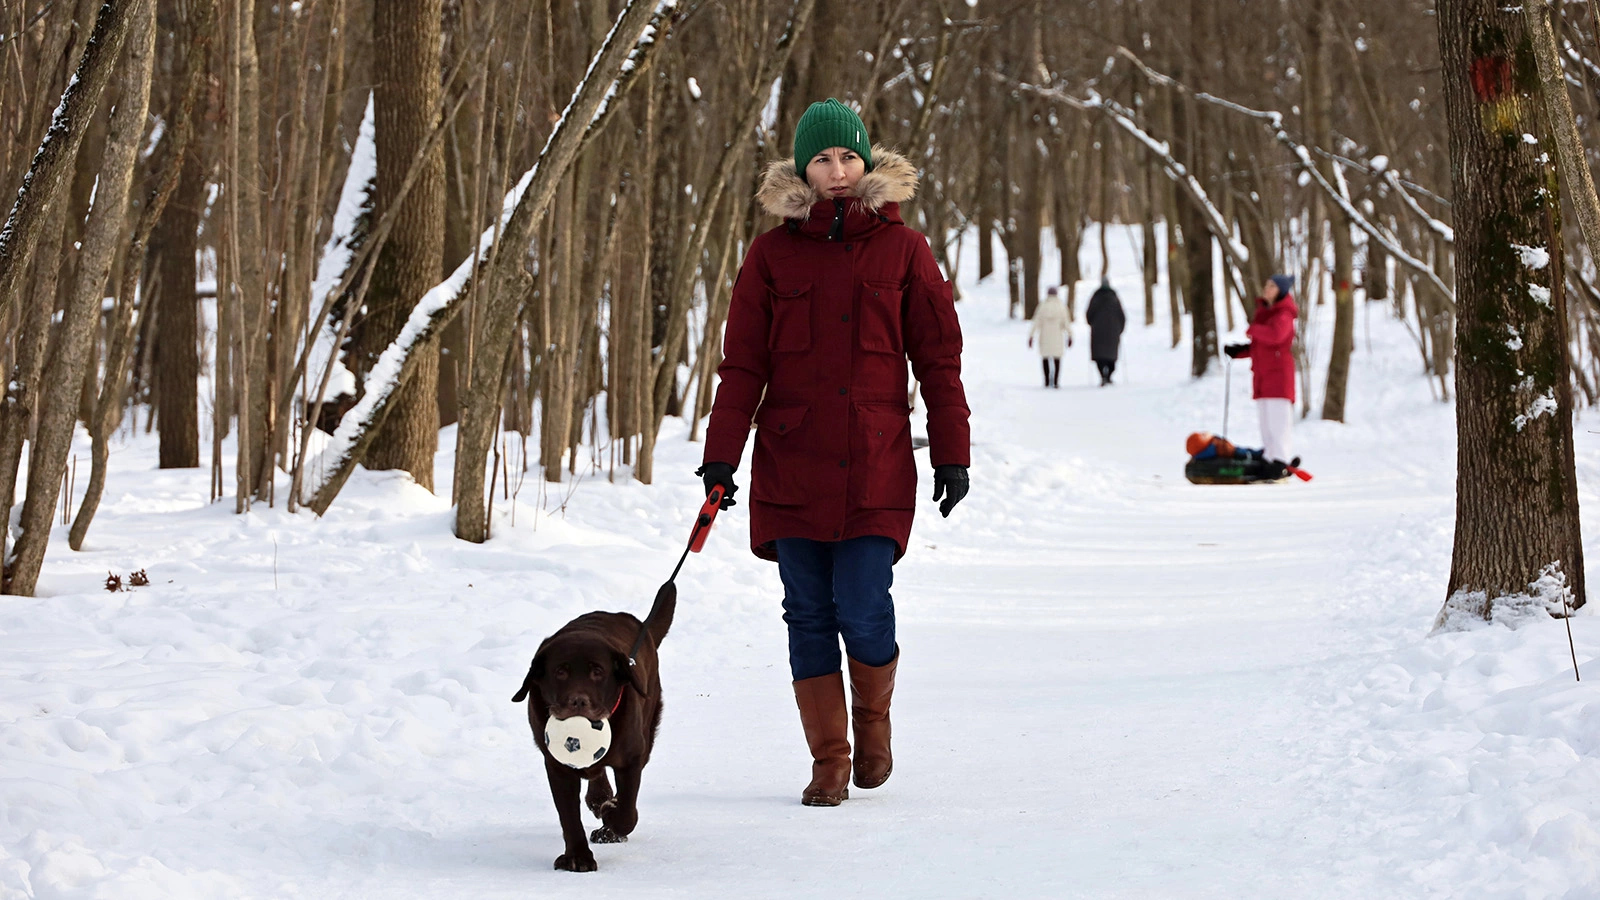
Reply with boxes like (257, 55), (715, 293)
(1471, 56), (1512, 103)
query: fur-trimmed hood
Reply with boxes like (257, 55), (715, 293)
(755, 146), (918, 220)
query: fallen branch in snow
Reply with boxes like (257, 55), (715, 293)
(303, 0), (676, 517)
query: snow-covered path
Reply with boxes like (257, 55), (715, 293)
(870, 286), (1450, 898)
(4, 230), (1599, 899)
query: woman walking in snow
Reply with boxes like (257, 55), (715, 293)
(1225, 274), (1300, 474)
(697, 99), (972, 807)
(1085, 279), (1126, 386)
(1028, 286), (1071, 388)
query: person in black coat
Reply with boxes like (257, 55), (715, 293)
(1085, 280), (1127, 386)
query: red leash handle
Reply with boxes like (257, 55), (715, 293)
(689, 485), (725, 552)
(1286, 466), (1314, 482)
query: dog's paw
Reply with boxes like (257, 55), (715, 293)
(589, 826), (629, 844)
(554, 853), (598, 872)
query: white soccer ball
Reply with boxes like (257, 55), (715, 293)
(544, 714), (612, 769)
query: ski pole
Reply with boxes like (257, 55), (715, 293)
(1223, 356), (1232, 437)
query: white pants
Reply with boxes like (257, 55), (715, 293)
(1257, 398), (1294, 463)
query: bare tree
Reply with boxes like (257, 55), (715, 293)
(294, 0), (671, 523)
(1309, 0), (1356, 422)
(7, 0), (155, 595)
(72, 0), (217, 549)
(0, 0), (147, 336)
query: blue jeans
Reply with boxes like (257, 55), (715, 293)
(775, 536), (898, 681)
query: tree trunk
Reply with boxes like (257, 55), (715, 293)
(1132, 66), (1159, 328)
(155, 0), (218, 472)
(1017, 118), (1044, 321)
(0, 5), (90, 515)
(689, 220), (740, 441)
(7, 0), (154, 594)
(1142, 156), (1159, 327)
(437, 77), (480, 431)
(977, 204), (994, 281)
(540, 176), (580, 480)
(1172, 89), (1215, 376)
(1311, 0), (1356, 422)
(1366, 237), (1390, 305)
(223, 0), (269, 508)
(353, 0), (446, 491)
(0, 197), (68, 554)
(155, 150), (206, 469)
(1160, 84), (1184, 349)
(609, 76), (658, 470)
(1436, 0), (1585, 620)
(1431, 233), (1454, 389)
(1051, 140), (1084, 318)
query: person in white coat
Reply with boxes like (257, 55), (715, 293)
(1027, 286), (1071, 388)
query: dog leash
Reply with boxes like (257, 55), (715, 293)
(626, 485), (725, 666)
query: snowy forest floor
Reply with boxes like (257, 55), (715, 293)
(3, 227), (1599, 899)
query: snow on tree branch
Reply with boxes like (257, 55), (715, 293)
(300, 0), (676, 513)
(1111, 46), (1455, 307)
(303, 93), (377, 405)
(1381, 168), (1454, 243)
(297, 166), (531, 510)
(1005, 73), (1251, 301)
(0, 0), (148, 331)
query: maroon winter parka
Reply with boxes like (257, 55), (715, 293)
(1244, 293), (1299, 401)
(702, 148), (971, 563)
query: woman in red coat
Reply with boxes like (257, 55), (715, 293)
(698, 99), (971, 807)
(1225, 274), (1299, 470)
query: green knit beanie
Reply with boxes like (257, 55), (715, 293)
(792, 99), (873, 179)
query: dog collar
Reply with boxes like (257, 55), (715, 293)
(610, 686), (625, 717)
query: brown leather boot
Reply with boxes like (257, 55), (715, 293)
(848, 651), (897, 789)
(793, 672), (851, 806)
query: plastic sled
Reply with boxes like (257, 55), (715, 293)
(1184, 454), (1290, 485)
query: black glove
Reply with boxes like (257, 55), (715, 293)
(931, 465), (969, 518)
(1223, 342), (1252, 359)
(695, 462), (738, 509)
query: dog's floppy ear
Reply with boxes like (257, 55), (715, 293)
(511, 641), (552, 703)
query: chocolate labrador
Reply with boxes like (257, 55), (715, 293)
(512, 584), (674, 872)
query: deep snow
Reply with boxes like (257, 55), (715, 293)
(1, 226), (1597, 899)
